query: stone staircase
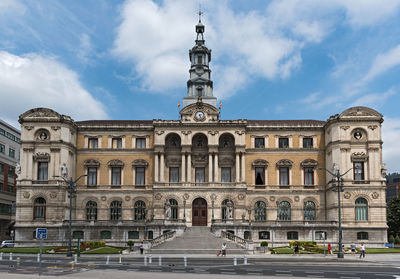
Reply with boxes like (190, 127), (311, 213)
(150, 227), (246, 254)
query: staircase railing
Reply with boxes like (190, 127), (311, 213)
(221, 231), (248, 249)
(149, 230), (176, 248)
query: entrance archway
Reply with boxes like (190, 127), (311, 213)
(192, 198), (207, 226)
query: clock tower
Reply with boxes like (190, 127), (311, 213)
(182, 14), (217, 109)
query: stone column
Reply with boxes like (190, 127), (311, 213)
(154, 153), (159, 182)
(235, 153), (240, 183)
(160, 153), (165, 182)
(241, 153), (245, 182)
(208, 153), (213, 183)
(214, 153), (218, 182)
(181, 153), (186, 182)
(187, 153), (191, 182)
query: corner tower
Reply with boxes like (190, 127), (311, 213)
(182, 14), (217, 108)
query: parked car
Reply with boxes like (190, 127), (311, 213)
(0, 240), (14, 248)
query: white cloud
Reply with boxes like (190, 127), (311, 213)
(0, 51), (108, 125)
(351, 88), (397, 108)
(362, 44), (400, 84)
(383, 118), (400, 173)
(0, 0), (25, 14)
(76, 33), (94, 65)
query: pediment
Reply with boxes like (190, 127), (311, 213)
(180, 101), (220, 123)
(19, 107), (74, 124)
(340, 107), (383, 118)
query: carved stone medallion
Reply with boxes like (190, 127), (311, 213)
(294, 196), (300, 202)
(125, 196), (131, 201)
(371, 192), (379, 199)
(237, 193), (245, 200)
(269, 196), (275, 202)
(23, 192), (30, 199)
(183, 193), (190, 200)
(101, 196), (107, 201)
(50, 192), (57, 199)
(343, 192), (351, 199)
(155, 193), (162, 200)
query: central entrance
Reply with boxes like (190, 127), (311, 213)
(192, 198), (207, 226)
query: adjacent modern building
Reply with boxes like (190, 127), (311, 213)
(15, 19), (388, 248)
(386, 173), (400, 201)
(0, 119), (20, 241)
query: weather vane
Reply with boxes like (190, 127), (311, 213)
(198, 4), (203, 22)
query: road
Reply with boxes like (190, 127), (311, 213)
(0, 253), (400, 278)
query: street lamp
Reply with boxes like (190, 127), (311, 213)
(55, 164), (87, 257)
(318, 163), (352, 259)
(248, 208), (252, 241)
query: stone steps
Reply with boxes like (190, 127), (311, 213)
(150, 227), (246, 254)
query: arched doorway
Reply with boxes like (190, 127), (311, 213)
(192, 198), (207, 226)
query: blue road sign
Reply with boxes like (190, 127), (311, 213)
(36, 228), (47, 239)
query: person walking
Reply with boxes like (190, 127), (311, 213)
(328, 243), (333, 255)
(140, 242), (144, 255)
(359, 243), (366, 258)
(221, 243), (227, 257)
(293, 242), (299, 256)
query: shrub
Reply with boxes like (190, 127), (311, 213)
(127, 240), (135, 250)
(395, 235), (400, 245)
(389, 235), (395, 244)
(260, 241), (268, 247)
(81, 241), (106, 249)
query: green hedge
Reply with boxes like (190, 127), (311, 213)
(81, 241), (106, 249)
(289, 241), (316, 247)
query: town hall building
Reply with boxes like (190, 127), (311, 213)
(14, 18), (388, 249)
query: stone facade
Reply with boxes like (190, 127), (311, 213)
(14, 20), (387, 248)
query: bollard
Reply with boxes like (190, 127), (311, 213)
(233, 256), (237, 266)
(119, 254), (122, 264)
(9, 253), (13, 261)
(144, 255), (147, 266)
(37, 253), (40, 263)
(158, 256), (162, 266)
(244, 255), (247, 265)
(74, 254), (78, 264)
(184, 256), (187, 267)
(17, 257), (20, 267)
(106, 255), (110, 265)
(0, 252), (3, 260)
(149, 254), (152, 264)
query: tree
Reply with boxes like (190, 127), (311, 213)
(127, 240), (135, 251)
(395, 235), (400, 245)
(387, 196), (400, 239)
(389, 235), (395, 244)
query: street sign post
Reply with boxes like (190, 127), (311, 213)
(35, 228), (47, 276)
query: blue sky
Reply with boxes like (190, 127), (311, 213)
(1, 0), (400, 172)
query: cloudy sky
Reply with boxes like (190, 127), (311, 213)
(1, 0), (400, 172)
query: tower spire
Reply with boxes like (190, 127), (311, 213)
(182, 13), (217, 108)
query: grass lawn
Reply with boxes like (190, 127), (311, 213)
(81, 246), (123, 254)
(365, 248), (400, 253)
(0, 247), (55, 253)
(271, 247), (293, 254)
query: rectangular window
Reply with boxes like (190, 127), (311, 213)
(0, 163), (4, 175)
(357, 232), (368, 240)
(88, 138), (98, 149)
(315, 231), (327, 240)
(136, 167), (145, 185)
(279, 137), (289, 148)
(9, 148), (15, 158)
(112, 138), (122, 149)
(38, 162), (48, 181)
(128, 231), (140, 239)
(221, 167), (231, 183)
(195, 167), (205, 183)
(87, 167), (97, 185)
(7, 184), (14, 193)
(354, 162), (364, 181)
(8, 166), (15, 177)
(169, 167), (179, 183)
(304, 167), (314, 185)
(0, 128), (4, 136)
(0, 143), (4, 153)
(287, 231), (298, 240)
(255, 137), (265, 148)
(303, 137), (313, 148)
(136, 138), (146, 149)
(0, 203), (12, 215)
(255, 167), (265, 185)
(279, 167), (289, 185)
(111, 167), (121, 185)
(258, 231), (270, 240)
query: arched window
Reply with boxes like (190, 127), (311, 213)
(277, 201), (291, 221)
(86, 201), (97, 221)
(355, 198), (368, 220)
(254, 201), (266, 221)
(304, 201), (316, 221)
(110, 200), (122, 221)
(169, 199), (178, 220)
(34, 197), (46, 220)
(221, 199), (234, 220)
(134, 200), (146, 221)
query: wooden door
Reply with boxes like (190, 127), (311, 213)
(192, 198), (207, 226)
